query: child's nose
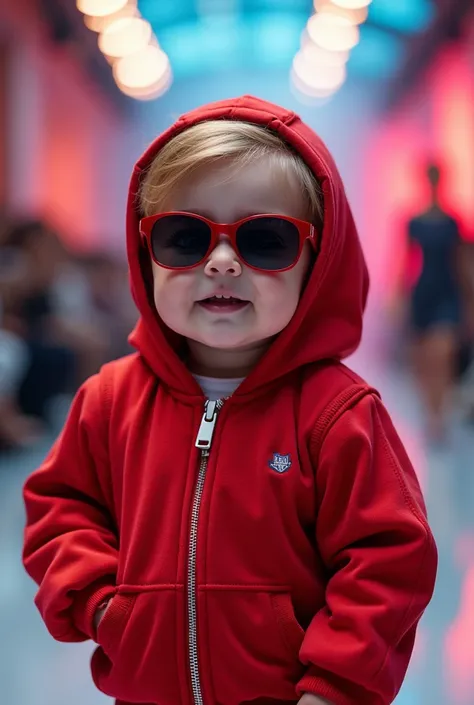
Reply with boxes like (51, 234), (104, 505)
(204, 240), (242, 277)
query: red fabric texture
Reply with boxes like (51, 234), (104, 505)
(22, 95), (437, 705)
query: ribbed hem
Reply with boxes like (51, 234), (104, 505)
(297, 669), (357, 705)
(72, 579), (117, 640)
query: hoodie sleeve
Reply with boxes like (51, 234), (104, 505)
(297, 393), (437, 705)
(22, 374), (118, 643)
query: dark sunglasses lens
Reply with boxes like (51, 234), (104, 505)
(236, 217), (300, 271)
(150, 215), (211, 268)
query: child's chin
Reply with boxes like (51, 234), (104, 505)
(201, 336), (249, 350)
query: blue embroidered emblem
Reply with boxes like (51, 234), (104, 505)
(268, 453), (292, 473)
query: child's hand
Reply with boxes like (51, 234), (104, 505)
(298, 695), (334, 705)
(94, 599), (111, 631)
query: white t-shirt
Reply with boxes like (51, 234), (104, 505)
(193, 374), (244, 401)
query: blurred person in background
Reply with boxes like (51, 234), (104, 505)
(0, 240), (42, 448)
(0, 328), (35, 448)
(1, 219), (111, 422)
(405, 163), (474, 441)
(0, 222), (43, 446)
(79, 251), (137, 360)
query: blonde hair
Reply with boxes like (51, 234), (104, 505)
(139, 120), (323, 224)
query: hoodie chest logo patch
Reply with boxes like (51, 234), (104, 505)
(268, 453), (292, 474)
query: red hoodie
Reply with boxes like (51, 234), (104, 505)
(23, 95), (437, 705)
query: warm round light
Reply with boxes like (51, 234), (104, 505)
(331, 0), (372, 9)
(84, 2), (138, 32)
(116, 66), (172, 100)
(291, 68), (342, 100)
(307, 12), (360, 52)
(102, 52), (117, 65)
(113, 44), (170, 89)
(301, 31), (349, 67)
(98, 16), (152, 58)
(101, 20), (156, 64)
(77, 0), (128, 17)
(293, 51), (347, 92)
(314, 0), (368, 24)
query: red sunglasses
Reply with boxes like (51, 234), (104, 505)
(139, 211), (318, 273)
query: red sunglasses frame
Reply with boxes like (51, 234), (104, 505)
(139, 211), (318, 273)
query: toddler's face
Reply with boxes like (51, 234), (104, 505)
(150, 157), (312, 372)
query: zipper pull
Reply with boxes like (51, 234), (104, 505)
(195, 400), (221, 450)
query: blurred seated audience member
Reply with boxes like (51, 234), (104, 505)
(0, 232), (43, 446)
(0, 219), (109, 420)
(0, 325), (42, 448)
(78, 251), (137, 359)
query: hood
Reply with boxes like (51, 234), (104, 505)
(127, 95), (369, 399)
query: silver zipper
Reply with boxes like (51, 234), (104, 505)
(188, 399), (224, 705)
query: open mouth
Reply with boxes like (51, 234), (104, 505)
(197, 294), (250, 312)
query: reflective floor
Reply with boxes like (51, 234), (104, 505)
(1, 340), (473, 705)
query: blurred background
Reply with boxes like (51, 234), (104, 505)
(1, 1), (474, 704)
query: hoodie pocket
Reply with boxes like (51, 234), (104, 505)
(204, 587), (305, 705)
(96, 592), (136, 657)
(92, 587), (183, 705)
(270, 591), (306, 657)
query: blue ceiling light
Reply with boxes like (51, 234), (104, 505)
(368, 0), (435, 34)
(136, 0), (422, 85)
(348, 24), (403, 78)
(138, 0), (198, 29)
(244, 13), (303, 67)
(158, 16), (243, 76)
(241, 0), (312, 10)
(155, 11), (307, 78)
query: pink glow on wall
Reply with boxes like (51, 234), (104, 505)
(364, 32), (474, 303)
(430, 46), (474, 240)
(2, 0), (133, 251)
(362, 113), (431, 299)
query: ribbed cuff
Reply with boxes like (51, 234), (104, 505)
(72, 578), (117, 640)
(297, 668), (357, 705)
